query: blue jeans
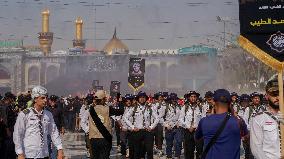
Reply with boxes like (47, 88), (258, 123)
(47, 135), (57, 159)
(165, 128), (183, 158)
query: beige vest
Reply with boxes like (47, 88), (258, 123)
(89, 105), (112, 139)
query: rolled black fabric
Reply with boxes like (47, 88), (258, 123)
(89, 106), (112, 144)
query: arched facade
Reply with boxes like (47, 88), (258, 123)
(46, 65), (59, 83)
(0, 65), (10, 80)
(28, 66), (40, 86)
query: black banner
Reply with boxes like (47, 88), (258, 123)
(239, 0), (284, 70)
(110, 81), (120, 97)
(128, 58), (145, 91)
(92, 80), (99, 89)
(94, 86), (104, 91)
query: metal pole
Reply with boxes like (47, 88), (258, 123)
(223, 21), (226, 50)
(278, 70), (284, 156)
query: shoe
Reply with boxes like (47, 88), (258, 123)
(158, 150), (163, 157)
(126, 149), (129, 158)
(117, 145), (121, 152)
(86, 151), (90, 158)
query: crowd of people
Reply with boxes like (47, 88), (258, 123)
(0, 77), (282, 159)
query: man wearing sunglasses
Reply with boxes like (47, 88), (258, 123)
(250, 79), (282, 159)
(13, 86), (64, 159)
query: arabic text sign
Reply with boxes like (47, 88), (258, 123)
(239, 0), (284, 65)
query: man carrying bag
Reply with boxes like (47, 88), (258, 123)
(195, 89), (248, 159)
(84, 90), (124, 159)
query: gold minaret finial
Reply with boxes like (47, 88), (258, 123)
(42, 9), (50, 32)
(75, 17), (83, 41)
(73, 17), (85, 49)
(38, 9), (53, 56)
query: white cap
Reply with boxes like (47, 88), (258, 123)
(31, 86), (47, 99)
(94, 90), (106, 99)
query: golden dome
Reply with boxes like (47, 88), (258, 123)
(103, 28), (129, 55)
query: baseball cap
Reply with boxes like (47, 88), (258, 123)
(266, 79), (279, 96)
(94, 90), (106, 99)
(31, 86), (47, 99)
(213, 89), (231, 104)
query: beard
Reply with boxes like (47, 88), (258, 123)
(268, 99), (279, 110)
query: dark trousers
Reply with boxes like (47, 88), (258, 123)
(184, 130), (203, 159)
(90, 138), (112, 159)
(120, 130), (129, 155)
(165, 128), (183, 158)
(154, 123), (163, 150)
(115, 122), (121, 146)
(26, 158), (49, 159)
(85, 134), (94, 158)
(129, 130), (154, 159)
(243, 140), (254, 159)
(67, 113), (75, 131)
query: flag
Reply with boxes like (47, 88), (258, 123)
(110, 81), (120, 97)
(238, 0), (284, 70)
(128, 58), (145, 91)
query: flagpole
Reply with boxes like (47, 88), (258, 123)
(278, 69), (284, 156)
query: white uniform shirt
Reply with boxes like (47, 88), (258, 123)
(179, 104), (203, 129)
(123, 103), (159, 130)
(163, 104), (181, 129)
(237, 107), (246, 119)
(120, 106), (134, 130)
(152, 102), (167, 124)
(250, 110), (280, 159)
(13, 108), (63, 158)
(244, 105), (266, 130)
(79, 104), (90, 133)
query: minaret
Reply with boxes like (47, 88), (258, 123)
(38, 9), (53, 56)
(73, 17), (86, 49)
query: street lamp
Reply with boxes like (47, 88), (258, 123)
(217, 16), (231, 50)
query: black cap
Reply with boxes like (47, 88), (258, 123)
(49, 95), (58, 102)
(213, 89), (231, 104)
(185, 91), (200, 98)
(250, 92), (262, 99)
(205, 91), (214, 98)
(240, 94), (250, 102)
(136, 91), (148, 100)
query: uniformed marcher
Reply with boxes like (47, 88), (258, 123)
(179, 91), (204, 159)
(13, 86), (64, 159)
(119, 94), (134, 158)
(79, 94), (93, 158)
(203, 91), (214, 116)
(46, 95), (65, 159)
(250, 79), (282, 159)
(163, 93), (182, 159)
(244, 92), (266, 130)
(152, 92), (166, 156)
(231, 92), (240, 114)
(81, 90), (124, 159)
(238, 94), (253, 159)
(124, 91), (159, 159)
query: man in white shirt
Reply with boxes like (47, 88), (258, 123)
(250, 79), (282, 159)
(180, 91), (203, 159)
(13, 86), (64, 159)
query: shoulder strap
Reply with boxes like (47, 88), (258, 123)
(89, 106), (112, 144)
(264, 111), (279, 123)
(132, 105), (138, 124)
(201, 113), (231, 159)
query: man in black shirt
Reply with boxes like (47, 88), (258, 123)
(46, 95), (65, 159)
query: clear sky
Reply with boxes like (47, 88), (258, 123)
(0, 0), (239, 51)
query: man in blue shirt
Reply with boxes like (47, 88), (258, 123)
(195, 89), (248, 159)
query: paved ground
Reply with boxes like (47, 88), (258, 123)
(62, 131), (245, 159)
